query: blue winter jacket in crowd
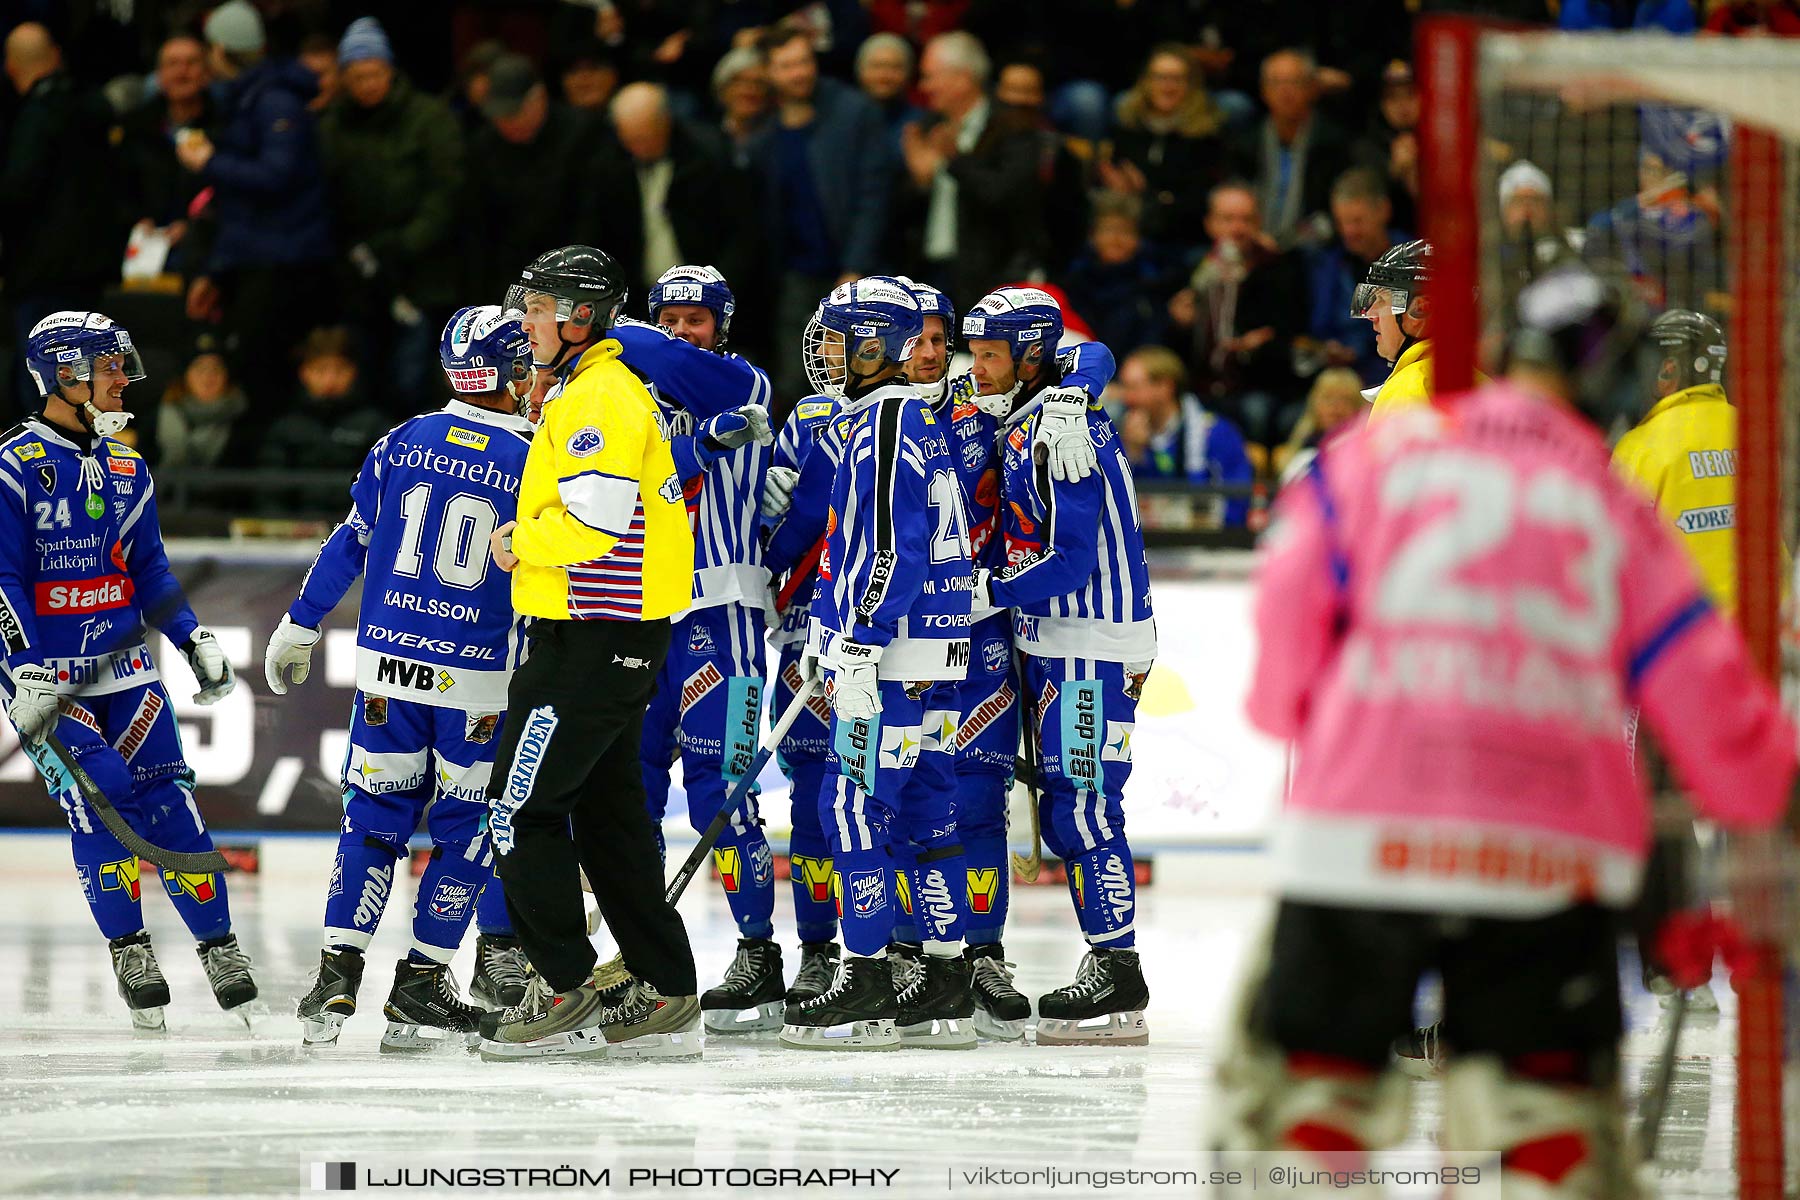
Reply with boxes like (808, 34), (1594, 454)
(203, 58), (333, 272)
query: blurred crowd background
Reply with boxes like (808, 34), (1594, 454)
(0, 0), (1777, 529)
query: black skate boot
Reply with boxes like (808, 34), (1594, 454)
(297, 947), (365, 1046)
(886, 940), (924, 995)
(1036, 948), (1149, 1046)
(967, 943), (1031, 1041)
(196, 932), (258, 1016)
(108, 930), (170, 1031)
(779, 955), (900, 1050)
(701, 938), (785, 1035)
(382, 959), (484, 1053)
(785, 941), (840, 1004)
(470, 934), (531, 1009)
(897, 952), (976, 1049)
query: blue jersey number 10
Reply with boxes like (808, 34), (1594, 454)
(392, 483), (499, 590)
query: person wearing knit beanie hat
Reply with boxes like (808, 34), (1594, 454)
(202, 0), (265, 58)
(337, 17), (392, 68)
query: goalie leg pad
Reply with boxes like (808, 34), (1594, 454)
(1443, 1055), (1636, 1200)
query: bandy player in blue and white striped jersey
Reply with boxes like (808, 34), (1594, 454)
(965, 287), (1156, 1046)
(264, 307), (537, 1051)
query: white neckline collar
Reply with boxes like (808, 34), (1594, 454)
(443, 399), (533, 434)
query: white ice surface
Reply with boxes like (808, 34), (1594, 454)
(0, 836), (1746, 1199)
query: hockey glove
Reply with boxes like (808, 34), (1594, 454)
(761, 465), (801, 518)
(184, 627), (236, 705)
(1032, 387), (1098, 483)
(264, 614), (322, 696)
(970, 567), (997, 615)
(7, 663), (58, 746)
(701, 403), (774, 453)
(825, 640), (882, 720)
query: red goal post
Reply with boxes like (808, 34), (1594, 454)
(1417, 23), (1800, 1199)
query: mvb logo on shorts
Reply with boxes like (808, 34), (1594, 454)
(491, 706), (558, 855)
(99, 857), (141, 900)
(714, 846), (742, 893)
(967, 867), (1000, 915)
(163, 870), (217, 903)
(793, 854), (832, 903)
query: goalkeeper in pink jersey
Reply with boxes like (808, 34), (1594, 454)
(1215, 264), (1797, 1197)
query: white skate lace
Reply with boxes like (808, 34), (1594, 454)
(484, 943), (532, 992)
(1051, 951), (1108, 1003)
(719, 944), (768, 991)
(200, 939), (253, 990)
(603, 979), (657, 1026)
(500, 974), (554, 1023)
(793, 948), (837, 994)
(893, 956), (927, 1002)
(1414, 1022), (1442, 1067)
(971, 954), (1021, 997)
(114, 940), (164, 990)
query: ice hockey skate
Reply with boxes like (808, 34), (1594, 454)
(1036, 948), (1149, 1046)
(897, 952), (977, 1049)
(780, 955), (900, 1050)
(600, 979), (702, 1060)
(785, 941), (840, 1005)
(380, 959), (483, 1053)
(886, 939), (924, 995)
(196, 932), (258, 1021)
(478, 977), (610, 1062)
(108, 930), (170, 1032)
(297, 947), (365, 1046)
(470, 934), (531, 1009)
(701, 937), (784, 1034)
(967, 943), (1030, 1041)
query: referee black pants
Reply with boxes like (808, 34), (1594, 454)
(486, 617), (696, 996)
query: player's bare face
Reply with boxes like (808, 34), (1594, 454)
(87, 356), (129, 409)
(906, 317), (948, 385)
(518, 294), (563, 364)
(966, 339), (1017, 395)
(656, 305), (718, 352)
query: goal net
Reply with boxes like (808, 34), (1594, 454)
(1415, 23), (1800, 1199)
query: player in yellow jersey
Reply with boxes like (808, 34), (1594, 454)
(1359, 239), (1437, 420)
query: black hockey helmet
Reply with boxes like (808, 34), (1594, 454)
(1352, 238), (1432, 317)
(1647, 308), (1727, 391)
(1507, 261), (1651, 429)
(506, 245), (629, 370)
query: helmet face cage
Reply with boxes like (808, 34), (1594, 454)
(803, 310), (848, 398)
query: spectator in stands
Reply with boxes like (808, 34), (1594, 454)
(1584, 147), (1723, 311)
(1304, 167), (1402, 388)
(1560, 0), (1698, 30)
(258, 327), (388, 511)
(157, 335), (249, 470)
(181, 0), (335, 418)
(1116, 346), (1256, 529)
(603, 82), (755, 299)
(118, 33), (215, 279)
(317, 18), (465, 412)
(1273, 365), (1363, 485)
(713, 46), (770, 165)
(462, 54), (605, 306)
(904, 31), (1049, 304)
(556, 41), (620, 113)
(749, 20), (889, 397)
(1, 22), (121, 413)
(1060, 192), (1174, 360)
(1164, 181), (1307, 446)
(1703, 0), (1800, 35)
(450, 40), (506, 137)
(995, 61), (1047, 113)
(297, 33), (337, 113)
(1228, 48), (1351, 248)
(1102, 44), (1228, 254)
(1352, 60), (1420, 230)
(856, 32), (923, 154)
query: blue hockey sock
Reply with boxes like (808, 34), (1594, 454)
(411, 845), (489, 963)
(322, 832), (402, 951)
(71, 835), (146, 941)
(475, 874), (514, 937)
(888, 839), (920, 944)
(1065, 841), (1137, 948)
(911, 844), (967, 951)
(831, 846), (895, 957)
(711, 824), (775, 941)
(144, 784), (230, 941)
(786, 827), (837, 945)
(962, 833), (1010, 945)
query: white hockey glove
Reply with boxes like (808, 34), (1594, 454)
(797, 640), (823, 687)
(184, 627), (236, 705)
(970, 567), (996, 615)
(264, 615), (321, 696)
(825, 640), (882, 721)
(761, 465), (801, 519)
(1033, 387), (1098, 483)
(700, 403), (774, 452)
(7, 663), (58, 746)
